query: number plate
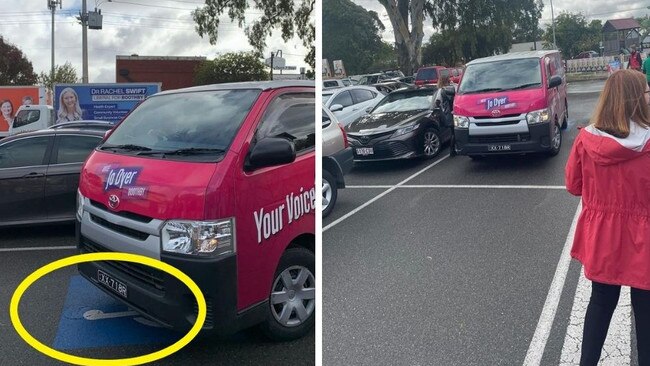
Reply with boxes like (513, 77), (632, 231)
(488, 144), (511, 151)
(97, 270), (128, 298)
(356, 147), (374, 156)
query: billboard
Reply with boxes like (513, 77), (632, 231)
(0, 86), (46, 135)
(54, 83), (161, 124)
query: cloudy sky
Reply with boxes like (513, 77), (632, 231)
(0, 0), (311, 83)
(351, 0), (650, 44)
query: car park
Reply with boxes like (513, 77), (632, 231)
(452, 50), (568, 158)
(414, 66), (450, 86)
(323, 86), (384, 126)
(0, 123), (107, 227)
(76, 81), (316, 341)
(322, 108), (353, 217)
(345, 87), (453, 161)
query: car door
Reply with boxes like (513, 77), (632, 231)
(45, 133), (102, 220)
(329, 90), (356, 125)
(349, 88), (379, 123)
(0, 135), (53, 224)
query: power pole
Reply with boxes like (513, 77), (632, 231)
(550, 0), (557, 50)
(82, 0), (88, 83)
(48, 0), (62, 88)
(270, 51), (274, 80)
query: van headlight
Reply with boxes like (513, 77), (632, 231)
(393, 123), (419, 136)
(526, 108), (550, 124)
(76, 190), (85, 220)
(161, 218), (235, 257)
(454, 115), (469, 129)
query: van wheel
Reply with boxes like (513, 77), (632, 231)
(422, 128), (441, 159)
(322, 170), (337, 218)
(260, 247), (315, 341)
(548, 122), (562, 156)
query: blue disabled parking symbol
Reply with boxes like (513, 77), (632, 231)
(53, 275), (181, 350)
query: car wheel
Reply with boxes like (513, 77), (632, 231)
(422, 128), (441, 159)
(548, 122), (562, 156)
(260, 247), (315, 341)
(322, 170), (337, 218)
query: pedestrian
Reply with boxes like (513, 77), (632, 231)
(627, 45), (643, 71)
(565, 69), (650, 366)
(643, 55), (650, 86)
(435, 73), (456, 156)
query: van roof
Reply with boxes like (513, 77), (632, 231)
(466, 50), (559, 65)
(156, 80), (314, 96)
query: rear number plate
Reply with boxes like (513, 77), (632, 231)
(97, 270), (128, 298)
(488, 144), (511, 151)
(356, 147), (374, 156)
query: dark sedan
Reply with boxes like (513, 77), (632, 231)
(0, 124), (109, 227)
(345, 87), (454, 161)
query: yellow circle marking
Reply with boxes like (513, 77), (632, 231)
(9, 252), (206, 366)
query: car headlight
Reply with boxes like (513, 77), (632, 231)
(161, 218), (235, 257)
(526, 108), (550, 124)
(393, 123), (419, 136)
(453, 115), (469, 129)
(76, 190), (84, 220)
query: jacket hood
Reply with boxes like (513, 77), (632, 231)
(581, 122), (650, 165)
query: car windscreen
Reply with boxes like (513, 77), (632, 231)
(458, 58), (542, 94)
(416, 68), (438, 81)
(371, 89), (434, 114)
(102, 89), (261, 161)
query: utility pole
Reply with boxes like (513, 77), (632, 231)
(270, 51), (274, 80)
(81, 0), (88, 83)
(550, 0), (557, 50)
(48, 0), (62, 88)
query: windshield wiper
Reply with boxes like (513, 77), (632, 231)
(463, 88), (504, 94)
(99, 144), (152, 151)
(137, 147), (226, 156)
(507, 83), (540, 91)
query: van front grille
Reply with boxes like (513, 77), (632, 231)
(90, 214), (150, 241)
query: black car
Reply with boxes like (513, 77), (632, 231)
(345, 87), (454, 161)
(0, 123), (110, 227)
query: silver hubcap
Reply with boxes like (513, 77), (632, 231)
(423, 131), (440, 156)
(270, 266), (315, 327)
(322, 179), (332, 212)
(552, 124), (561, 150)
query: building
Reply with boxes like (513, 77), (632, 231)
(115, 56), (206, 91)
(602, 18), (642, 56)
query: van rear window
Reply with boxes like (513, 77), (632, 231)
(458, 58), (542, 94)
(13, 110), (41, 128)
(104, 89), (261, 161)
(416, 68), (438, 81)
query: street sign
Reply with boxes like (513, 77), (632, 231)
(265, 57), (286, 68)
(273, 66), (297, 70)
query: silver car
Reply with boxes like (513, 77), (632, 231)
(323, 86), (384, 126)
(322, 108), (353, 217)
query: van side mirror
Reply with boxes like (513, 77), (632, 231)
(548, 75), (562, 89)
(247, 137), (296, 170)
(330, 104), (344, 113)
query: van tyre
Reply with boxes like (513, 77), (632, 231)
(322, 170), (337, 218)
(261, 247), (315, 341)
(422, 128), (441, 159)
(548, 122), (562, 156)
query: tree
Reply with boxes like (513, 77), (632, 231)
(38, 62), (78, 90)
(368, 42), (400, 72)
(542, 12), (601, 58)
(377, 0), (427, 75)
(194, 52), (269, 85)
(323, 0), (386, 75)
(192, 0), (315, 69)
(0, 36), (37, 85)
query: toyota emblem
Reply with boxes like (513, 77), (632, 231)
(491, 109), (502, 117)
(360, 136), (370, 144)
(108, 194), (120, 209)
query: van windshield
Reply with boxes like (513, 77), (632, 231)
(458, 58), (542, 94)
(103, 89), (260, 161)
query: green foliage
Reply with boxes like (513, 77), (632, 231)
(194, 52), (270, 85)
(427, 0), (544, 64)
(542, 12), (602, 58)
(323, 0), (387, 75)
(0, 36), (37, 85)
(38, 62), (78, 90)
(192, 0), (315, 68)
(367, 42), (399, 73)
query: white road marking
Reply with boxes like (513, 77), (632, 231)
(323, 155), (449, 232)
(346, 185), (566, 189)
(560, 270), (631, 366)
(0, 245), (76, 252)
(523, 202), (582, 366)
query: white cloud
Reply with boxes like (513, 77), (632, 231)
(0, 0), (311, 83)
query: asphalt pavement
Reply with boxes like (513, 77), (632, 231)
(323, 80), (641, 365)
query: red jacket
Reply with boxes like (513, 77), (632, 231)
(566, 123), (650, 290)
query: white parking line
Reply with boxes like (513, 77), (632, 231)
(347, 185), (566, 189)
(560, 270), (631, 365)
(523, 202), (582, 366)
(0, 245), (76, 252)
(323, 155), (449, 232)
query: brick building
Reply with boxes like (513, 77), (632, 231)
(115, 55), (206, 91)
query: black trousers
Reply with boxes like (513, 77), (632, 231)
(580, 281), (650, 366)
